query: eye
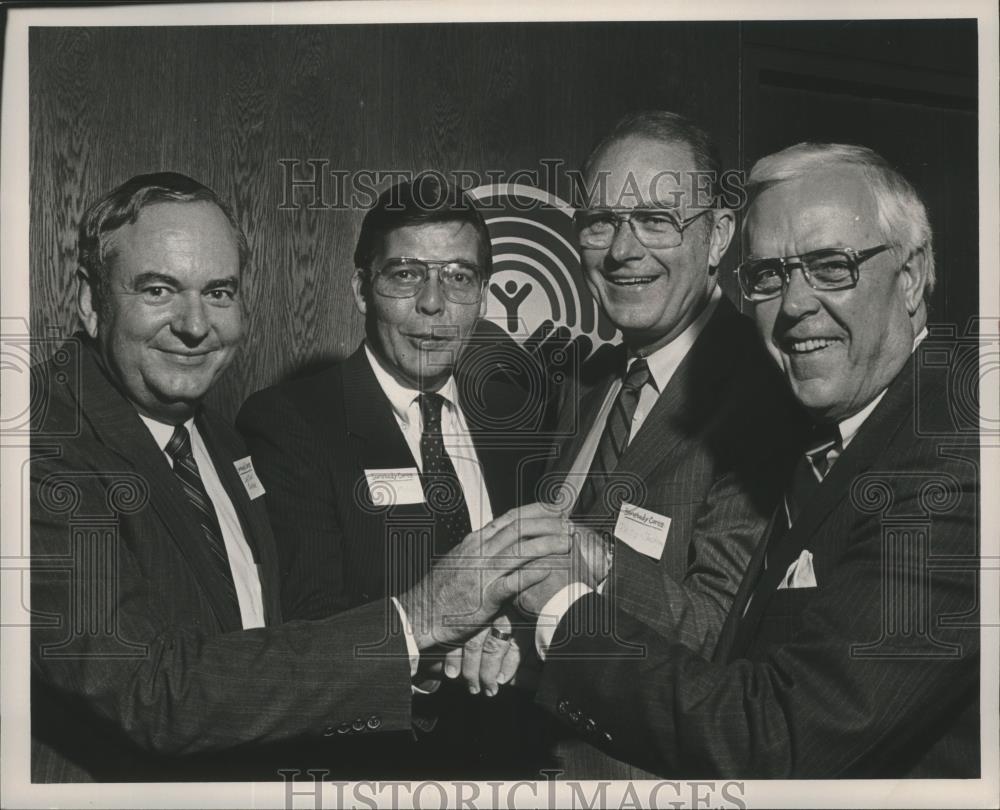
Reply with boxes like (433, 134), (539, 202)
(205, 288), (237, 305)
(634, 212), (678, 231)
(140, 285), (175, 303)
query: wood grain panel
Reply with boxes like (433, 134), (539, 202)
(31, 22), (741, 420)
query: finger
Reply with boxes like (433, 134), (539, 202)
(483, 517), (570, 557)
(492, 559), (553, 603)
(497, 636), (521, 687)
(443, 645), (463, 679)
(478, 618), (513, 696)
(461, 628), (487, 694)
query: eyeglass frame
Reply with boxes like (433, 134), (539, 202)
(367, 257), (487, 304)
(573, 206), (714, 250)
(736, 244), (893, 302)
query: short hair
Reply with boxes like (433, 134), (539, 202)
(745, 143), (936, 294)
(353, 173), (492, 275)
(581, 110), (724, 206)
(78, 172), (249, 314)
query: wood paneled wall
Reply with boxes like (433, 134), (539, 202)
(29, 21), (977, 420)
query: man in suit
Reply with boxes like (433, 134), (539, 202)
(30, 172), (563, 782)
(516, 143), (979, 777)
(236, 174), (551, 776)
(492, 111), (802, 778)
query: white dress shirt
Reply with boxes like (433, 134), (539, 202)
(364, 342), (493, 529)
(140, 415), (266, 630)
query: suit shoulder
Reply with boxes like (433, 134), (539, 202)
(239, 362), (345, 425)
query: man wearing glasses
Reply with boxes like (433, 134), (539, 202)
(493, 111), (802, 778)
(237, 174), (549, 777)
(517, 143), (978, 778)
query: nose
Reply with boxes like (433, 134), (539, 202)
(608, 218), (644, 265)
(779, 265), (821, 318)
(171, 292), (210, 342)
(415, 268), (445, 315)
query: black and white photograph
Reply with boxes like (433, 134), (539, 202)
(1, 1), (997, 807)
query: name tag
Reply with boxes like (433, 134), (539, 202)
(234, 456), (266, 500)
(614, 502), (671, 560)
(365, 467), (424, 505)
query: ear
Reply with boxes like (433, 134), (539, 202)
(899, 244), (930, 315)
(707, 208), (736, 271)
(351, 269), (368, 316)
(76, 270), (100, 338)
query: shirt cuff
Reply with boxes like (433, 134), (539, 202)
(535, 581), (592, 660)
(390, 596), (419, 677)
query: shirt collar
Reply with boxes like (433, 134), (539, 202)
(630, 285), (722, 391)
(363, 342), (457, 426)
(836, 326), (929, 450)
(139, 414), (195, 451)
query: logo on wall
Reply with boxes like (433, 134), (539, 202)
(469, 184), (620, 354)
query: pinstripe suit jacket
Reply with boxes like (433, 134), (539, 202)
(30, 338), (413, 782)
(537, 297), (805, 778)
(236, 343), (551, 777)
(535, 352), (980, 778)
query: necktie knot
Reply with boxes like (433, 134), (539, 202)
(165, 424), (193, 463)
(622, 358), (651, 393)
(419, 392), (446, 430)
(806, 423), (842, 481)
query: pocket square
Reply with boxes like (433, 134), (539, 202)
(777, 549), (817, 590)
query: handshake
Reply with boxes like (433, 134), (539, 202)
(396, 502), (613, 696)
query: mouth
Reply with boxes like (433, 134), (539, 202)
(782, 336), (843, 355)
(604, 275), (660, 288)
(157, 348), (217, 365)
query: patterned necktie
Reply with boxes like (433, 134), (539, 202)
(419, 392), (472, 555)
(574, 357), (652, 517)
(165, 424), (240, 609)
(784, 422), (842, 527)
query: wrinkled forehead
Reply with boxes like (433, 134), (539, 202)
(745, 167), (881, 256)
(583, 136), (703, 209)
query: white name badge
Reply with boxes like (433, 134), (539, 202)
(614, 502), (671, 560)
(234, 456), (266, 500)
(365, 467), (424, 505)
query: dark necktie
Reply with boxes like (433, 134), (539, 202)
(419, 392), (472, 555)
(165, 424), (240, 609)
(784, 423), (842, 527)
(574, 357), (651, 517)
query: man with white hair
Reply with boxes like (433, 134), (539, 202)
(514, 143), (979, 777)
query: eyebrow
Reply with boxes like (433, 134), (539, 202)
(129, 272), (239, 291)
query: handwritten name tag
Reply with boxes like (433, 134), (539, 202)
(614, 502), (671, 560)
(365, 467), (424, 505)
(233, 456), (266, 500)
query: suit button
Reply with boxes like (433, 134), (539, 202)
(557, 699), (570, 715)
(337, 722), (351, 734)
(322, 725), (336, 737)
(568, 710), (582, 725)
(584, 719), (597, 734)
(367, 715), (382, 730)
(352, 717), (366, 732)
(603, 731), (613, 743)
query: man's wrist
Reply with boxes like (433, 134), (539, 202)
(534, 581), (592, 660)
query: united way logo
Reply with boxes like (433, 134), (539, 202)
(469, 184), (620, 354)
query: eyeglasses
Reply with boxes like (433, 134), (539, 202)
(737, 245), (892, 302)
(573, 207), (713, 250)
(370, 257), (485, 304)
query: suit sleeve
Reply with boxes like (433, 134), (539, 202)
(237, 386), (351, 621)
(536, 445), (979, 778)
(30, 446), (413, 757)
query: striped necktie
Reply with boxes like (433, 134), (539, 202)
(165, 425), (240, 609)
(785, 423), (842, 527)
(574, 357), (651, 517)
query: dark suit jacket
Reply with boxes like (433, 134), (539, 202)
(237, 344), (551, 777)
(30, 338), (413, 782)
(537, 296), (804, 778)
(536, 352), (980, 778)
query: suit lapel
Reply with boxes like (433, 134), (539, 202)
(197, 410), (282, 625)
(74, 343), (243, 632)
(723, 358), (918, 658)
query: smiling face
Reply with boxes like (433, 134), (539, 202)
(352, 221), (486, 391)
(747, 167), (926, 422)
(79, 201), (244, 424)
(580, 135), (734, 353)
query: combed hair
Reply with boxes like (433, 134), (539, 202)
(78, 172), (249, 313)
(745, 143), (935, 294)
(581, 110), (724, 205)
(353, 173), (492, 275)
